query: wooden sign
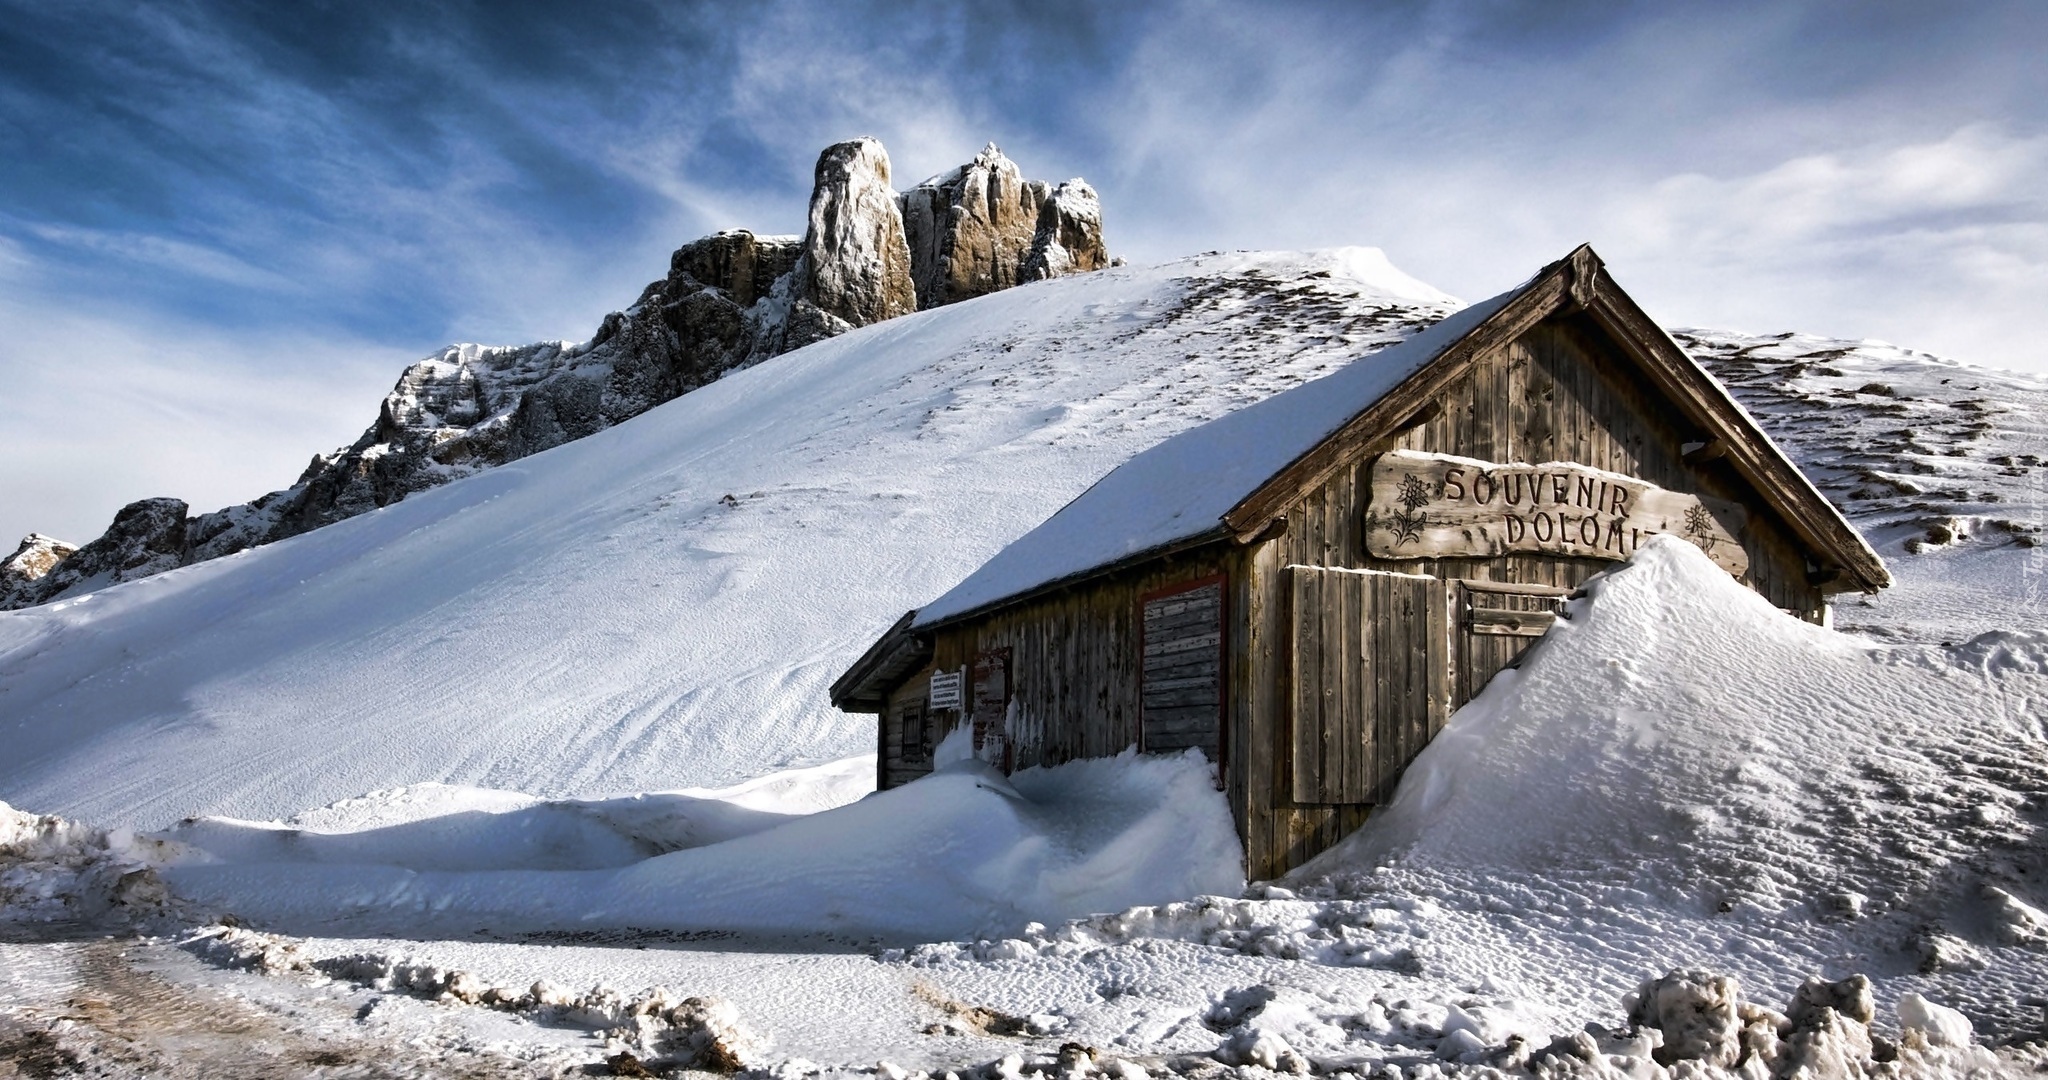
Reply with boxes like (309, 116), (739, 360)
(1365, 450), (1749, 576)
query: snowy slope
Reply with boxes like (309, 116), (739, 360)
(4, 250), (2047, 1075)
(0, 249), (1456, 828)
(23, 539), (2030, 1074)
(1679, 329), (2048, 646)
(1296, 538), (2048, 1040)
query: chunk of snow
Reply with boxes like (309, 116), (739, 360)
(1897, 993), (1973, 1048)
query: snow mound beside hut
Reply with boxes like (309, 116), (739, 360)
(1281, 536), (2048, 1037)
(157, 747), (1242, 943)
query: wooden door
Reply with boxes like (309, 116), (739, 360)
(1287, 566), (1450, 804)
(1451, 580), (1569, 707)
(1140, 576), (1226, 761)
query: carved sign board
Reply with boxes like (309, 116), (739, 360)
(1366, 449), (1749, 576)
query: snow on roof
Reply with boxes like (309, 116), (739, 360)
(912, 276), (1532, 628)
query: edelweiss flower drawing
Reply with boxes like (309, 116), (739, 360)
(1385, 472), (1431, 546)
(1683, 503), (1717, 552)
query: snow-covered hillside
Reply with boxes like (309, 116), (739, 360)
(9, 538), (2038, 1077)
(1678, 329), (2048, 646)
(3, 247), (2046, 1077)
(0, 249), (1456, 828)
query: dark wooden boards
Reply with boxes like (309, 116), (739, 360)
(1141, 577), (1225, 757)
(970, 648), (1012, 766)
(880, 664), (939, 789)
(1285, 566), (1440, 805)
(1452, 580), (1569, 707)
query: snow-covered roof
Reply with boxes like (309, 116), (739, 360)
(911, 279), (1530, 628)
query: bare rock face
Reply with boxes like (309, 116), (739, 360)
(0, 534), (77, 607)
(13, 498), (190, 606)
(1021, 179), (1109, 282)
(900, 143), (1049, 309)
(791, 138), (917, 343)
(3, 138), (1110, 609)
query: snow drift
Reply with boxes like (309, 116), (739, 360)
(158, 747), (1243, 943)
(1283, 536), (2048, 1039)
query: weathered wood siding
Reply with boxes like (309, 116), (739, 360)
(1454, 580), (1569, 707)
(927, 554), (1236, 774)
(1286, 566), (1448, 805)
(1235, 312), (1828, 878)
(880, 664), (938, 789)
(1373, 314), (1824, 615)
(1141, 578), (1227, 757)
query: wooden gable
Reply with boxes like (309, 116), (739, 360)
(1221, 245), (1888, 595)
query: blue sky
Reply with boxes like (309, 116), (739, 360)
(2, 0), (2043, 546)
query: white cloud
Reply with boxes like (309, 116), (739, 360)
(0, 287), (408, 547)
(1075, 2), (2048, 374)
(22, 221), (301, 292)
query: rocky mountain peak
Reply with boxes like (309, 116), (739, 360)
(8, 498), (189, 607)
(4, 137), (1111, 611)
(1021, 179), (1108, 282)
(901, 141), (1056, 309)
(794, 138), (918, 341)
(0, 533), (78, 608)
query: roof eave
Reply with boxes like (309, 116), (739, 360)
(828, 609), (931, 712)
(1577, 272), (1891, 593)
(1220, 252), (1575, 537)
(913, 526), (1236, 634)
(1217, 243), (1889, 593)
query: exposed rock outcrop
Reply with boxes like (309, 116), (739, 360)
(900, 143), (1049, 309)
(0, 534), (77, 607)
(5, 137), (1109, 610)
(790, 137), (916, 343)
(18, 498), (189, 603)
(1021, 179), (1108, 282)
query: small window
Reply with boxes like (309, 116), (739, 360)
(900, 700), (931, 763)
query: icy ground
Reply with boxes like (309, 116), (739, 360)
(4, 250), (2048, 1076)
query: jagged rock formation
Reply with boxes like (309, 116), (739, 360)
(790, 137), (916, 344)
(15, 498), (189, 603)
(1021, 179), (1108, 282)
(899, 144), (1111, 310)
(0, 534), (77, 608)
(902, 143), (1046, 308)
(4, 138), (1111, 610)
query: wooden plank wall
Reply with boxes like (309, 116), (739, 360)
(1454, 582), (1568, 706)
(880, 665), (938, 789)
(1237, 312), (1831, 879)
(1140, 579), (1226, 755)
(929, 555), (1231, 774)
(1378, 315), (1824, 616)
(1287, 567), (1439, 806)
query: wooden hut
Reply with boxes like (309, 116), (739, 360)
(830, 245), (1887, 880)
